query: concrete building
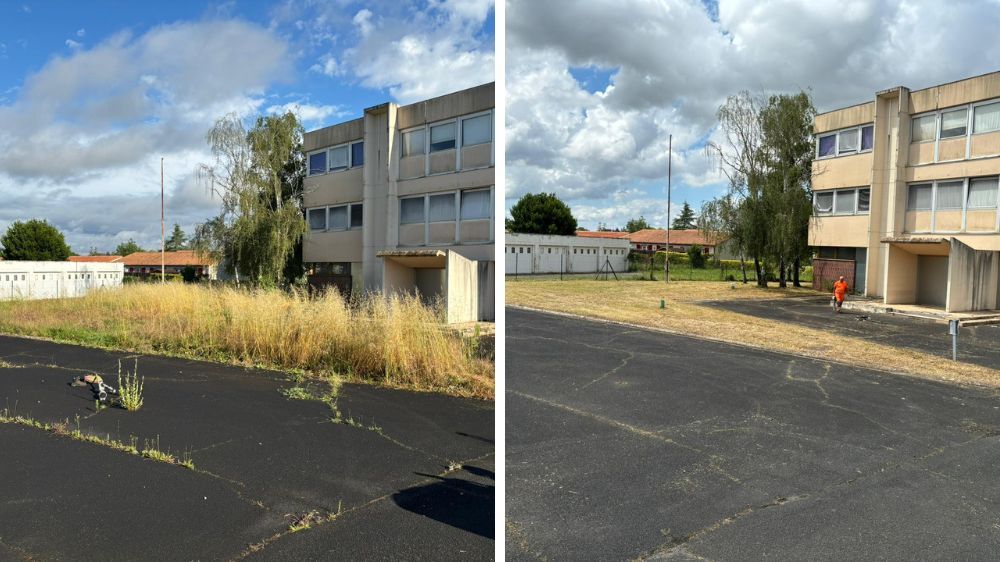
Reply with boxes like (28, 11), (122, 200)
(302, 83), (495, 323)
(810, 71), (1000, 312)
(0, 261), (123, 300)
(505, 233), (629, 275)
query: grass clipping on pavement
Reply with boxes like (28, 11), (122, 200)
(0, 284), (494, 400)
(506, 278), (1000, 388)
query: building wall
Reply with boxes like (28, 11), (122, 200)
(504, 233), (630, 274)
(0, 262), (124, 300)
(812, 72), (1000, 310)
(303, 83), (495, 304)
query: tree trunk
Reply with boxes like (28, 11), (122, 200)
(739, 251), (748, 284)
(778, 257), (787, 288)
(793, 256), (801, 287)
(754, 256), (767, 287)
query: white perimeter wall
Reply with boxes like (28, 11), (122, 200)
(505, 233), (630, 275)
(0, 262), (124, 300)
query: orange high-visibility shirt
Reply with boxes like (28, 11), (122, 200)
(833, 280), (848, 300)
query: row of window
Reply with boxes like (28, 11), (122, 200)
(817, 124), (875, 158)
(906, 177), (999, 211)
(814, 188), (871, 215)
(400, 189), (491, 225)
(308, 141), (364, 176)
(308, 202), (363, 232)
(912, 100), (1000, 143)
(401, 112), (492, 157)
(9, 272), (121, 281)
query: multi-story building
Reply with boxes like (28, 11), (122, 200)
(301, 82), (495, 322)
(810, 72), (1000, 312)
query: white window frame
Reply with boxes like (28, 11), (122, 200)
(814, 187), (870, 216)
(905, 177), (1000, 234)
(909, 98), (1000, 164)
(307, 140), (363, 176)
(307, 207), (327, 231)
(815, 123), (874, 159)
(327, 205), (349, 231)
(399, 110), (495, 176)
(400, 126), (426, 159)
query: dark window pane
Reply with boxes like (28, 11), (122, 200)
(858, 189), (870, 212)
(351, 142), (364, 167)
(308, 208), (326, 230)
(309, 152), (326, 175)
(818, 135), (835, 157)
(861, 125), (874, 150)
(350, 203), (363, 228)
(430, 123), (456, 152)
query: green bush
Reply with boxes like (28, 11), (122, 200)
(687, 245), (706, 269)
(181, 266), (199, 283)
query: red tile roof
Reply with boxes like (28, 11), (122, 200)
(575, 230), (629, 239)
(627, 229), (719, 246)
(68, 255), (123, 263)
(122, 250), (214, 267)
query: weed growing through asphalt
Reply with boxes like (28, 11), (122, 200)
(117, 359), (144, 411)
(280, 386), (312, 400)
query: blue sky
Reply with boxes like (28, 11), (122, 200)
(0, 0), (494, 253)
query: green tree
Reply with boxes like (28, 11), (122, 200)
(687, 244), (706, 269)
(0, 220), (72, 261)
(197, 111), (306, 287)
(759, 91), (816, 288)
(114, 239), (143, 256)
(506, 193), (577, 235)
(165, 223), (188, 251)
(671, 202), (697, 230)
(625, 216), (651, 233)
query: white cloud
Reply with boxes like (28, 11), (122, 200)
(275, 1), (495, 105)
(76, 28), (86, 37)
(507, 0), (1000, 228)
(266, 101), (348, 128)
(0, 20), (290, 251)
(65, 39), (82, 49)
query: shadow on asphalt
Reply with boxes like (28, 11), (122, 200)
(392, 471), (495, 539)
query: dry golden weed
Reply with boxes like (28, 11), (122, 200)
(506, 278), (1000, 388)
(0, 284), (493, 399)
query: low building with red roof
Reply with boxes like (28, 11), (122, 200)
(121, 250), (218, 279)
(68, 255), (123, 263)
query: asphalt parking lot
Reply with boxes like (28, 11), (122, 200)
(0, 335), (494, 561)
(705, 295), (1000, 369)
(506, 307), (1000, 561)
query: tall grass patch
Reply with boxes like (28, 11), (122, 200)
(0, 284), (492, 399)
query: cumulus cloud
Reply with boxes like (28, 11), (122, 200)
(0, 19), (289, 251)
(275, 0), (495, 104)
(266, 101), (349, 128)
(507, 0), (1000, 227)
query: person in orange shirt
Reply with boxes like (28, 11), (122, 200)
(832, 276), (849, 313)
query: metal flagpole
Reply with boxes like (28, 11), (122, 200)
(664, 134), (671, 283)
(161, 157), (165, 284)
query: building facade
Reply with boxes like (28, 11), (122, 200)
(0, 261), (123, 300)
(302, 83), (495, 322)
(810, 72), (1000, 312)
(505, 233), (630, 275)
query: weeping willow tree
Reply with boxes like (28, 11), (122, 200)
(195, 112), (306, 287)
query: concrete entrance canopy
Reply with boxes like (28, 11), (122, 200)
(880, 236), (950, 256)
(376, 250), (447, 268)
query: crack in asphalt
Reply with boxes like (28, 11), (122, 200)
(230, 451), (495, 561)
(578, 350), (635, 390)
(637, 494), (809, 561)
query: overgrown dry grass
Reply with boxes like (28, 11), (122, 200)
(507, 278), (1000, 388)
(0, 284), (493, 399)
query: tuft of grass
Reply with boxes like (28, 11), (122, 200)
(117, 359), (144, 411)
(0, 284), (493, 399)
(280, 386), (312, 400)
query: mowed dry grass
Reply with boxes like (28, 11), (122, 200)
(0, 284), (493, 399)
(506, 278), (1000, 388)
